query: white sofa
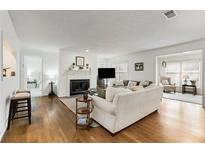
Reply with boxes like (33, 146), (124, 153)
(91, 86), (163, 134)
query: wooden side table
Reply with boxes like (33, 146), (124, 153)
(182, 84), (197, 95)
(76, 97), (93, 129)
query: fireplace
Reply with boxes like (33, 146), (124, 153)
(70, 79), (90, 96)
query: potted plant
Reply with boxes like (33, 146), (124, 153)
(86, 63), (89, 69)
(190, 80), (196, 86)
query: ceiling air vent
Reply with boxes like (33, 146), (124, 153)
(163, 10), (177, 19)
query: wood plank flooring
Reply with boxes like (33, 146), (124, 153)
(1, 96), (205, 143)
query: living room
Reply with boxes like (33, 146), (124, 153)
(1, 1), (205, 152)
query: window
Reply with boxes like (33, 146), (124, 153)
(182, 61), (200, 87)
(165, 62), (180, 85)
(165, 61), (201, 88)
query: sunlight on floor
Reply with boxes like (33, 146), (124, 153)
(163, 92), (202, 105)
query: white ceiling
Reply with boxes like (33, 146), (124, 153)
(9, 10), (205, 58)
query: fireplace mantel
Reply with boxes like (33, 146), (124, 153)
(66, 69), (93, 96)
(67, 69), (91, 75)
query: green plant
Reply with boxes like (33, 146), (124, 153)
(190, 80), (196, 85)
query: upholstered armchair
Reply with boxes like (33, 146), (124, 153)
(160, 76), (176, 93)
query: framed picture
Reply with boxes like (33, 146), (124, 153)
(76, 56), (85, 67)
(135, 62), (144, 71)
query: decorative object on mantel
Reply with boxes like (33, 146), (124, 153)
(69, 63), (78, 71)
(68, 56), (91, 71)
(72, 63), (75, 69)
(76, 56), (85, 67)
(135, 62), (144, 71)
(162, 61), (166, 68)
(86, 63), (89, 69)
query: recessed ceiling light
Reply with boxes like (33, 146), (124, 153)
(85, 50), (89, 52)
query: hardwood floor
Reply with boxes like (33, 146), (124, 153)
(2, 96), (205, 143)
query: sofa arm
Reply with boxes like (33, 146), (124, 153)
(91, 95), (117, 115)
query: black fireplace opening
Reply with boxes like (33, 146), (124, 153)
(70, 79), (90, 96)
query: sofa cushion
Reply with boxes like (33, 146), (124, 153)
(161, 80), (169, 85)
(11, 93), (30, 100)
(129, 85), (144, 91)
(106, 86), (131, 102)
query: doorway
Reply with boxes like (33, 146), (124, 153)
(156, 50), (203, 105)
(23, 56), (43, 97)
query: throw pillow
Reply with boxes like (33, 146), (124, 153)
(123, 80), (129, 86)
(140, 80), (153, 88)
(106, 86), (131, 102)
(161, 80), (169, 85)
(132, 80), (141, 86)
(127, 81), (137, 88)
(145, 83), (156, 88)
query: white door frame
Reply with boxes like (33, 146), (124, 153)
(23, 55), (43, 92)
(155, 49), (204, 107)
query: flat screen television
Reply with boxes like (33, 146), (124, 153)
(98, 68), (115, 79)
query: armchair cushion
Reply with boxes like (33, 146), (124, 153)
(161, 80), (169, 85)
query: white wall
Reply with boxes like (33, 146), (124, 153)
(58, 50), (97, 97)
(0, 11), (20, 141)
(105, 39), (205, 107)
(20, 49), (58, 96)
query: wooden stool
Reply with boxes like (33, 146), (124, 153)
(7, 93), (31, 130)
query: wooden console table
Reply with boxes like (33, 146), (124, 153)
(182, 84), (197, 95)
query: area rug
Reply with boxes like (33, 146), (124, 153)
(163, 92), (202, 105)
(58, 97), (77, 113)
(58, 96), (100, 127)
